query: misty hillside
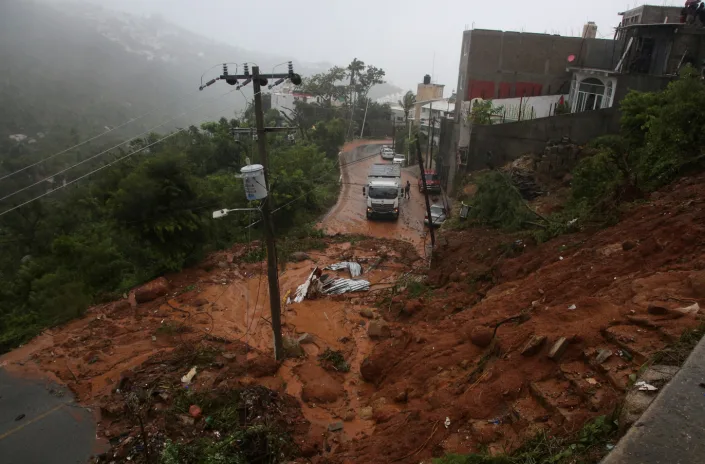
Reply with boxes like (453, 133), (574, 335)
(0, 0), (401, 144)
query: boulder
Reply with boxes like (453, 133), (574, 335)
(359, 308), (375, 319)
(359, 407), (374, 420)
(283, 337), (305, 358)
(328, 421), (344, 432)
(290, 252), (310, 263)
(520, 335), (546, 357)
(133, 277), (170, 303)
(368, 321), (391, 339)
(469, 327), (495, 348)
(595, 349), (613, 364)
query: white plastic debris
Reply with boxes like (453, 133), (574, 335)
(635, 381), (658, 392)
(294, 269), (318, 303)
(559, 256), (564, 261)
(568, 304), (577, 310)
(444, 417), (451, 429)
(181, 366), (198, 385)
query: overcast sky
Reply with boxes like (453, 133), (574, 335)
(81, 0), (683, 94)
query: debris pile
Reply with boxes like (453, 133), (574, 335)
(294, 262), (370, 303)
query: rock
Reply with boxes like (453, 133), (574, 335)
(688, 271), (705, 298)
(192, 298), (209, 307)
(297, 333), (315, 344)
(343, 410), (356, 422)
(360, 308), (375, 319)
(469, 327), (495, 348)
(283, 337), (305, 358)
(548, 337), (569, 361)
(393, 389), (408, 403)
(647, 304), (669, 315)
(328, 421), (344, 432)
(520, 335), (546, 357)
(360, 357), (383, 383)
(368, 321), (391, 339)
(595, 349), (613, 364)
(459, 359), (470, 369)
(622, 241), (637, 251)
(133, 277), (170, 303)
(403, 299), (423, 314)
(449, 272), (461, 283)
(619, 365), (680, 433)
(217, 261), (228, 269)
(223, 352), (237, 360)
(290, 252), (310, 262)
(359, 407), (374, 420)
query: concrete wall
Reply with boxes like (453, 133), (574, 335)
(492, 94), (568, 121)
(464, 108), (621, 171)
(458, 30), (618, 103)
(620, 5), (683, 25)
(414, 83), (445, 122)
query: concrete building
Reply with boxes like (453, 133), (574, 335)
(414, 81), (445, 123)
(619, 5), (683, 26)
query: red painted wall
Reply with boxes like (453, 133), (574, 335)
(498, 82), (511, 98)
(467, 80), (495, 100)
(515, 82), (543, 97)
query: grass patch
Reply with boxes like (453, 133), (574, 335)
(434, 415), (617, 464)
(164, 386), (297, 464)
(650, 322), (705, 366)
(318, 348), (350, 373)
(407, 281), (431, 298)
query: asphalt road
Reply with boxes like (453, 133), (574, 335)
(0, 369), (99, 464)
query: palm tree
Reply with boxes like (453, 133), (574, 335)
(398, 91), (416, 126)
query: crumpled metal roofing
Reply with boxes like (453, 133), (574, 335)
(325, 261), (362, 278)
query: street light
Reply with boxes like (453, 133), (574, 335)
(212, 207), (260, 219)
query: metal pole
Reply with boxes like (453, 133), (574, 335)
(426, 102), (433, 169)
(428, 118), (436, 169)
(415, 137), (435, 248)
(252, 66), (284, 361)
(360, 97), (370, 138)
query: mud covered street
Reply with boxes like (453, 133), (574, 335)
(320, 140), (434, 255)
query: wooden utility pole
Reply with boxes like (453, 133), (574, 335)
(251, 66), (284, 360)
(207, 62), (301, 360)
(415, 137), (435, 248)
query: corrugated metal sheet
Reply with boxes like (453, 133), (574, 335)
(326, 262), (363, 278)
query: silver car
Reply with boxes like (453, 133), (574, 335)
(424, 204), (447, 227)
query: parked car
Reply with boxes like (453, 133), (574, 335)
(418, 169), (441, 192)
(424, 204), (447, 227)
(392, 154), (405, 165)
(381, 147), (394, 160)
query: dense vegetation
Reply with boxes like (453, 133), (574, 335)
(0, 114), (346, 352)
(463, 67), (705, 239)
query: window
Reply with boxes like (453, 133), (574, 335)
(575, 77), (605, 112)
(603, 81), (613, 108)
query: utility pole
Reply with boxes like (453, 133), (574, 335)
(251, 65), (284, 360)
(415, 137), (435, 248)
(204, 62), (302, 361)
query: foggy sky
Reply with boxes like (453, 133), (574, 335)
(78, 0), (683, 95)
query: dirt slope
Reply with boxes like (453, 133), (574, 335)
(331, 173), (705, 463)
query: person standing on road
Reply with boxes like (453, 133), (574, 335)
(405, 181), (411, 199)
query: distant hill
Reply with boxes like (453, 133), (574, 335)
(0, 0), (401, 146)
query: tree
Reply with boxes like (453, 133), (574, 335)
(299, 67), (347, 106)
(355, 65), (386, 101)
(469, 100), (501, 125)
(398, 91), (416, 126)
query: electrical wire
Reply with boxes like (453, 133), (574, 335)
(0, 87), (204, 182)
(0, 87), (239, 204)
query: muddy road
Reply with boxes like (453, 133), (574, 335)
(320, 141), (433, 254)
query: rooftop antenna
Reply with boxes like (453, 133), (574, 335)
(432, 52), (436, 84)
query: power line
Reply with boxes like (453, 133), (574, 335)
(0, 88), (205, 182)
(0, 87), (239, 204)
(0, 130), (185, 218)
